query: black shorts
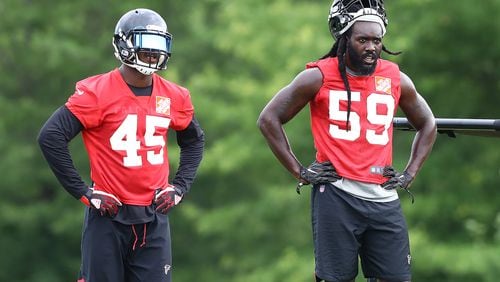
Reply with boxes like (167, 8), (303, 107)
(78, 208), (172, 282)
(311, 183), (411, 281)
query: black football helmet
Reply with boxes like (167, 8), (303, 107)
(328, 0), (388, 39)
(113, 8), (173, 75)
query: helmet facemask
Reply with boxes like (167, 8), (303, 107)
(113, 28), (172, 75)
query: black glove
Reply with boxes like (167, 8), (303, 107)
(297, 161), (341, 194)
(154, 185), (184, 214)
(381, 166), (415, 203)
(80, 188), (122, 217)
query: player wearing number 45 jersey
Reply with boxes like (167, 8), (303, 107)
(258, 0), (436, 281)
(38, 8), (204, 282)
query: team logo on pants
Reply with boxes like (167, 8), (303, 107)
(319, 185), (325, 193)
(164, 264), (171, 275)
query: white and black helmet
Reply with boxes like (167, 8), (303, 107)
(328, 0), (388, 39)
(112, 8), (173, 75)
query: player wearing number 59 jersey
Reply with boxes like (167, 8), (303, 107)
(307, 57), (400, 184)
(258, 1), (436, 281)
(38, 8), (204, 282)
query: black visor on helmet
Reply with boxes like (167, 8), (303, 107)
(132, 29), (173, 56)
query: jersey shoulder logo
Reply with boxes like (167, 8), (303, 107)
(76, 87), (85, 96)
(375, 76), (391, 95)
(156, 96), (171, 115)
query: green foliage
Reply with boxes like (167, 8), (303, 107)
(0, 0), (498, 281)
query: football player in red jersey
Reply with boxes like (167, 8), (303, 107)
(258, 1), (436, 281)
(38, 8), (204, 282)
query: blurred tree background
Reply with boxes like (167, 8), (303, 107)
(0, 0), (498, 281)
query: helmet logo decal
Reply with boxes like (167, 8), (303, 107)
(120, 49), (130, 57)
(146, 24), (165, 32)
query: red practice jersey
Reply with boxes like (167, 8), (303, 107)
(66, 69), (194, 205)
(306, 57), (401, 184)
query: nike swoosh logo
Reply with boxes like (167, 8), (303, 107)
(76, 88), (84, 95)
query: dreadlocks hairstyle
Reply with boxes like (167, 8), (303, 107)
(323, 0), (401, 130)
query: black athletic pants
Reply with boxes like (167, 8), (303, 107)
(78, 208), (172, 282)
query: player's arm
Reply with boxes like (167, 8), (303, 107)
(155, 116), (204, 214)
(37, 106), (88, 199)
(172, 115), (205, 194)
(398, 71), (437, 178)
(38, 106), (123, 216)
(257, 68), (323, 179)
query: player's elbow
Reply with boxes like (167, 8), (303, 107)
(418, 115), (437, 142)
(429, 117), (438, 139)
(37, 124), (64, 151)
(37, 126), (50, 150)
(257, 111), (273, 133)
(425, 115), (437, 134)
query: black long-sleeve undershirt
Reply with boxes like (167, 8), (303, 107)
(37, 105), (205, 200)
(173, 116), (205, 194)
(37, 106), (87, 199)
